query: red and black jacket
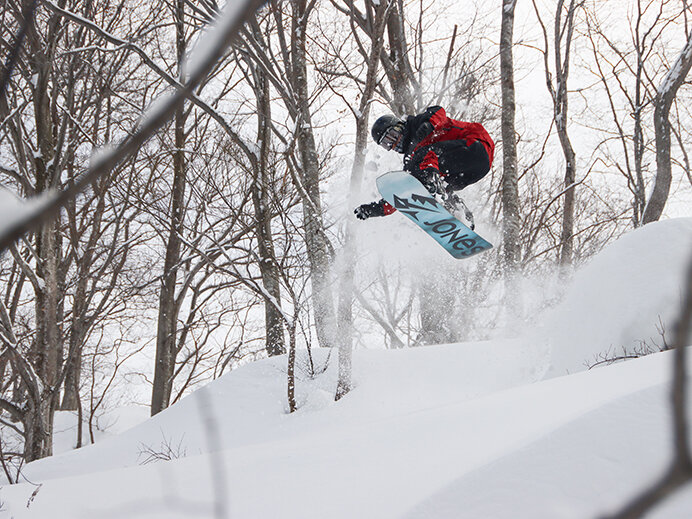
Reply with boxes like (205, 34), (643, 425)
(381, 106), (494, 216)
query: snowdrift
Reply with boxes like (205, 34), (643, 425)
(539, 218), (692, 376)
(1, 218), (691, 518)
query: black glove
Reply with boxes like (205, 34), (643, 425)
(354, 200), (386, 220)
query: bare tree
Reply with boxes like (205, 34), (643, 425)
(533, 0), (582, 269)
(326, 0), (391, 399)
(193, 213), (309, 413)
(61, 170), (148, 413)
(248, 66), (287, 358)
(288, 0), (338, 351)
(500, 0), (521, 310)
(642, 30), (692, 223)
(238, 2), (339, 351)
(151, 0), (191, 416)
(585, 0), (692, 228)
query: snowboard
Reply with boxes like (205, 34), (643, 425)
(376, 171), (493, 259)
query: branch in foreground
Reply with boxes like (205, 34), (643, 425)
(601, 250), (692, 518)
(0, 0), (268, 252)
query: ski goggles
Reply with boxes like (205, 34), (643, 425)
(378, 123), (404, 151)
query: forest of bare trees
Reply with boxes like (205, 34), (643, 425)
(0, 4), (690, 513)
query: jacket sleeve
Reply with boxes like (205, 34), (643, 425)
(426, 106), (447, 131)
(406, 145), (442, 180)
(408, 106), (447, 147)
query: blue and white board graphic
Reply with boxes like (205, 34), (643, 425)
(376, 171), (493, 259)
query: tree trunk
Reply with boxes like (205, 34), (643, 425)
(61, 327), (82, 410)
(287, 320), (297, 412)
(253, 69), (285, 357)
(383, 0), (418, 114)
(151, 116), (185, 415)
(31, 222), (59, 460)
(500, 0), (521, 308)
(290, 0), (337, 350)
(27, 17), (62, 459)
(557, 126), (577, 267)
(152, 0), (186, 415)
(642, 32), (692, 224)
(335, 0), (389, 401)
(632, 47), (646, 226)
(535, 0), (579, 268)
(555, 0), (578, 268)
(23, 397), (54, 462)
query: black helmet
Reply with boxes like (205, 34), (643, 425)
(371, 114), (402, 144)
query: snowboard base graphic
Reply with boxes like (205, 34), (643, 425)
(376, 171), (493, 259)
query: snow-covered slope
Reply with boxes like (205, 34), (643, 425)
(539, 218), (692, 376)
(2, 349), (690, 519)
(1, 219), (691, 518)
(18, 337), (546, 482)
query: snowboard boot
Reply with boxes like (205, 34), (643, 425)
(444, 193), (475, 230)
(416, 169), (445, 197)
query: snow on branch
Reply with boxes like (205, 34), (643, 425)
(658, 31), (692, 100)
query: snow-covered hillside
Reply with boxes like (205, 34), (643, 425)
(1, 219), (691, 518)
(540, 218), (692, 376)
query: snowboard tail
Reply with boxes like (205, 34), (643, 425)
(376, 171), (492, 259)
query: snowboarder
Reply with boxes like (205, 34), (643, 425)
(354, 106), (495, 226)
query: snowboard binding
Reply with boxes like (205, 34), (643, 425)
(416, 171), (476, 230)
(443, 193), (475, 230)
